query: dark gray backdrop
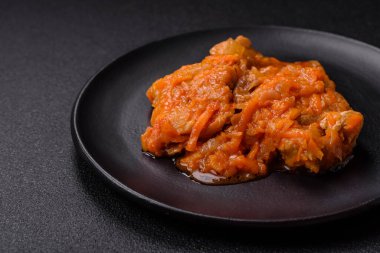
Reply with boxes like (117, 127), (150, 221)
(1, 0), (380, 252)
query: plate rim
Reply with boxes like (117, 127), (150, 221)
(71, 25), (380, 227)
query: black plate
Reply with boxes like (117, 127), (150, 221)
(72, 26), (380, 227)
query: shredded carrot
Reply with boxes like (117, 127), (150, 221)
(186, 105), (217, 151)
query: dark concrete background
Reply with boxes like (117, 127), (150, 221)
(1, 0), (380, 252)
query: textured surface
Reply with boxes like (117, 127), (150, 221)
(1, 0), (380, 252)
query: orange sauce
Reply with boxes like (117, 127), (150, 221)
(141, 36), (364, 185)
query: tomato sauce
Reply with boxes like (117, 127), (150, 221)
(141, 36), (364, 184)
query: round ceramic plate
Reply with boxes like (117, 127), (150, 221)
(72, 26), (380, 227)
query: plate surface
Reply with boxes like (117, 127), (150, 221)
(72, 26), (380, 227)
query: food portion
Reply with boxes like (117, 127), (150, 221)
(141, 36), (364, 184)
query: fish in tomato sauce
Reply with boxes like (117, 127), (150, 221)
(141, 36), (364, 185)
